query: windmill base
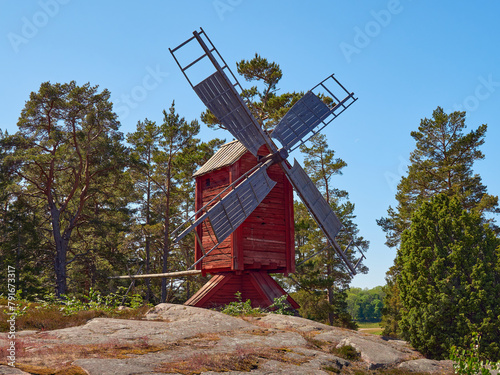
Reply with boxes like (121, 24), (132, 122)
(184, 271), (299, 310)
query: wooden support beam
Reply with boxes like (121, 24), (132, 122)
(109, 270), (202, 280)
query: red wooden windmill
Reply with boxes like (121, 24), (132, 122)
(169, 28), (365, 309)
(184, 141), (297, 308)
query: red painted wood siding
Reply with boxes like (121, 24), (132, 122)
(195, 145), (294, 274)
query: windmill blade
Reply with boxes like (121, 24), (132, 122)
(169, 28), (274, 157)
(193, 70), (269, 156)
(207, 162), (276, 243)
(272, 75), (357, 153)
(173, 160), (276, 245)
(271, 92), (330, 151)
(282, 159), (358, 275)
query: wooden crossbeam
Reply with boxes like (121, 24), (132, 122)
(109, 270), (202, 280)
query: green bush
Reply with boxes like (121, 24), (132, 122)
(220, 293), (296, 317)
(291, 289), (356, 328)
(450, 332), (500, 375)
(32, 286), (145, 315)
(0, 287), (150, 332)
(220, 292), (263, 316)
(268, 295), (295, 316)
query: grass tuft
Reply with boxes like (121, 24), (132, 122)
(323, 364), (341, 373)
(330, 344), (361, 361)
(0, 303), (150, 332)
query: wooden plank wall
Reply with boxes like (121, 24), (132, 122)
(239, 146), (292, 272)
(197, 167), (233, 272)
(195, 145), (294, 274)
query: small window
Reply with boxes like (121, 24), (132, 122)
(205, 178), (211, 187)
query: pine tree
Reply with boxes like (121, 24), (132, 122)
(150, 103), (200, 303)
(4, 81), (131, 297)
(201, 54), (302, 132)
(378, 107), (498, 248)
(292, 134), (368, 327)
(127, 119), (162, 302)
(126, 104), (224, 303)
(1, 130), (48, 296)
(378, 107), (499, 336)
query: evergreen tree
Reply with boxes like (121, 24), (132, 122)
(378, 107), (498, 248)
(4, 81), (131, 297)
(380, 265), (402, 337)
(147, 103), (197, 303)
(201, 54), (302, 132)
(378, 107), (499, 336)
(292, 134), (368, 327)
(398, 194), (500, 360)
(1, 130), (49, 296)
(126, 104), (223, 303)
(67, 168), (136, 296)
(127, 119), (162, 302)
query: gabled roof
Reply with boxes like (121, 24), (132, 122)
(193, 140), (249, 177)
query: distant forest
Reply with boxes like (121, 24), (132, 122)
(346, 286), (384, 323)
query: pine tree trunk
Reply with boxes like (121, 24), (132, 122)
(52, 220), (68, 297)
(50, 203), (71, 298)
(145, 236), (151, 302)
(327, 262), (334, 325)
(161, 168), (172, 303)
(145, 168), (152, 303)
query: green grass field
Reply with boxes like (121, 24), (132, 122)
(357, 322), (383, 335)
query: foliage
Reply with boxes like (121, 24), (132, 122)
(450, 332), (500, 375)
(268, 294), (295, 316)
(2, 81), (133, 297)
(398, 194), (500, 360)
(220, 292), (297, 317)
(291, 289), (356, 329)
(220, 292), (264, 316)
(125, 104), (223, 304)
(290, 134), (368, 327)
(0, 290), (150, 332)
(0, 133), (56, 297)
(331, 344), (361, 361)
(0, 80), (226, 307)
(56, 287), (144, 315)
(291, 289), (333, 323)
(10, 287), (145, 315)
(379, 107), (499, 339)
(346, 286), (385, 322)
(380, 266), (402, 337)
(378, 107), (498, 249)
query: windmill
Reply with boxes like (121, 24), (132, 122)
(169, 28), (365, 309)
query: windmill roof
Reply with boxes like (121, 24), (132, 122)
(193, 140), (249, 177)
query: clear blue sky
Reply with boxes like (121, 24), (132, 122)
(1, 1), (499, 288)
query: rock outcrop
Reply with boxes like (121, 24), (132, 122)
(0, 303), (454, 374)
